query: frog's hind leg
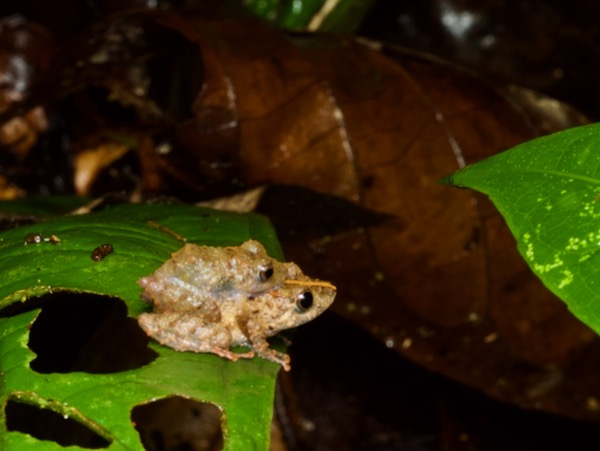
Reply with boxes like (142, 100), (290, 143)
(138, 311), (254, 362)
(211, 347), (255, 362)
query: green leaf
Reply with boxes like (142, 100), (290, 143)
(243, 0), (324, 28)
(312, 0), (376, 33)
(0, 195), (90, 217)
(442, 123), (600, 334)
(242, 0), (375, 32)
(0, 202), (283, 450)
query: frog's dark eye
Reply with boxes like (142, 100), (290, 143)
(258, 265), (274, 282)
(295, 291), (313, 313)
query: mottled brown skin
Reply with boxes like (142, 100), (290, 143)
(137, 241), (336, 370)
(139, 240), (292, 312)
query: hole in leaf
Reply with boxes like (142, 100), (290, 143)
(5, 398), (111, 448)
(22, 293), (158, 373)
(131, 396), (224, 451)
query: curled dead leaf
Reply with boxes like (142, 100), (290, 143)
(74, 142), (129, 195)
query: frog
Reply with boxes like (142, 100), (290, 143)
(137, 241), (336, 370)
(139, 240), (294, 313)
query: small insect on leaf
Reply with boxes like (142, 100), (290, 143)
(46, 234), (60, 244)
(91, 244), (114, 262)
(24, 233), (43, 245)
(24, 233), (61, 245)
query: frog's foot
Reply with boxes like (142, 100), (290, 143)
(212, 347), (255, 362)
(256, 347), (291, 371)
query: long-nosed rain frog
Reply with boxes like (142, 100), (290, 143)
(137, 240), (336, 370)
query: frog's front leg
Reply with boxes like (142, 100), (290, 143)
(245, 321), (291, 371)
(138, 311), (255, 361)
(252, 340), (291, 371)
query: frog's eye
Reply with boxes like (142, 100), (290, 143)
(258, 265), (274, 282)
(295, 291), (313, 313)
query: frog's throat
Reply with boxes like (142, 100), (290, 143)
(283, 279), (336, 291)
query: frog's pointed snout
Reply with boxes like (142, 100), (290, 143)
(284, 279), (337, 291)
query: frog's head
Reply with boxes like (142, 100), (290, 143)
(283, 278), (337, 323)
(227, 240), (292, 293)
(254, 263), (336, 334)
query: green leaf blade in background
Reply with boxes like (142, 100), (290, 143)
(443, 123), (600, 333)
(0, 202), (283, 450)
(0, 195), (90, 217)
(242, 0), (376, 33)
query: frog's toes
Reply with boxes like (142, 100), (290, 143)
(256, 348), (291, 371)
(212, 347), (255, 361)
